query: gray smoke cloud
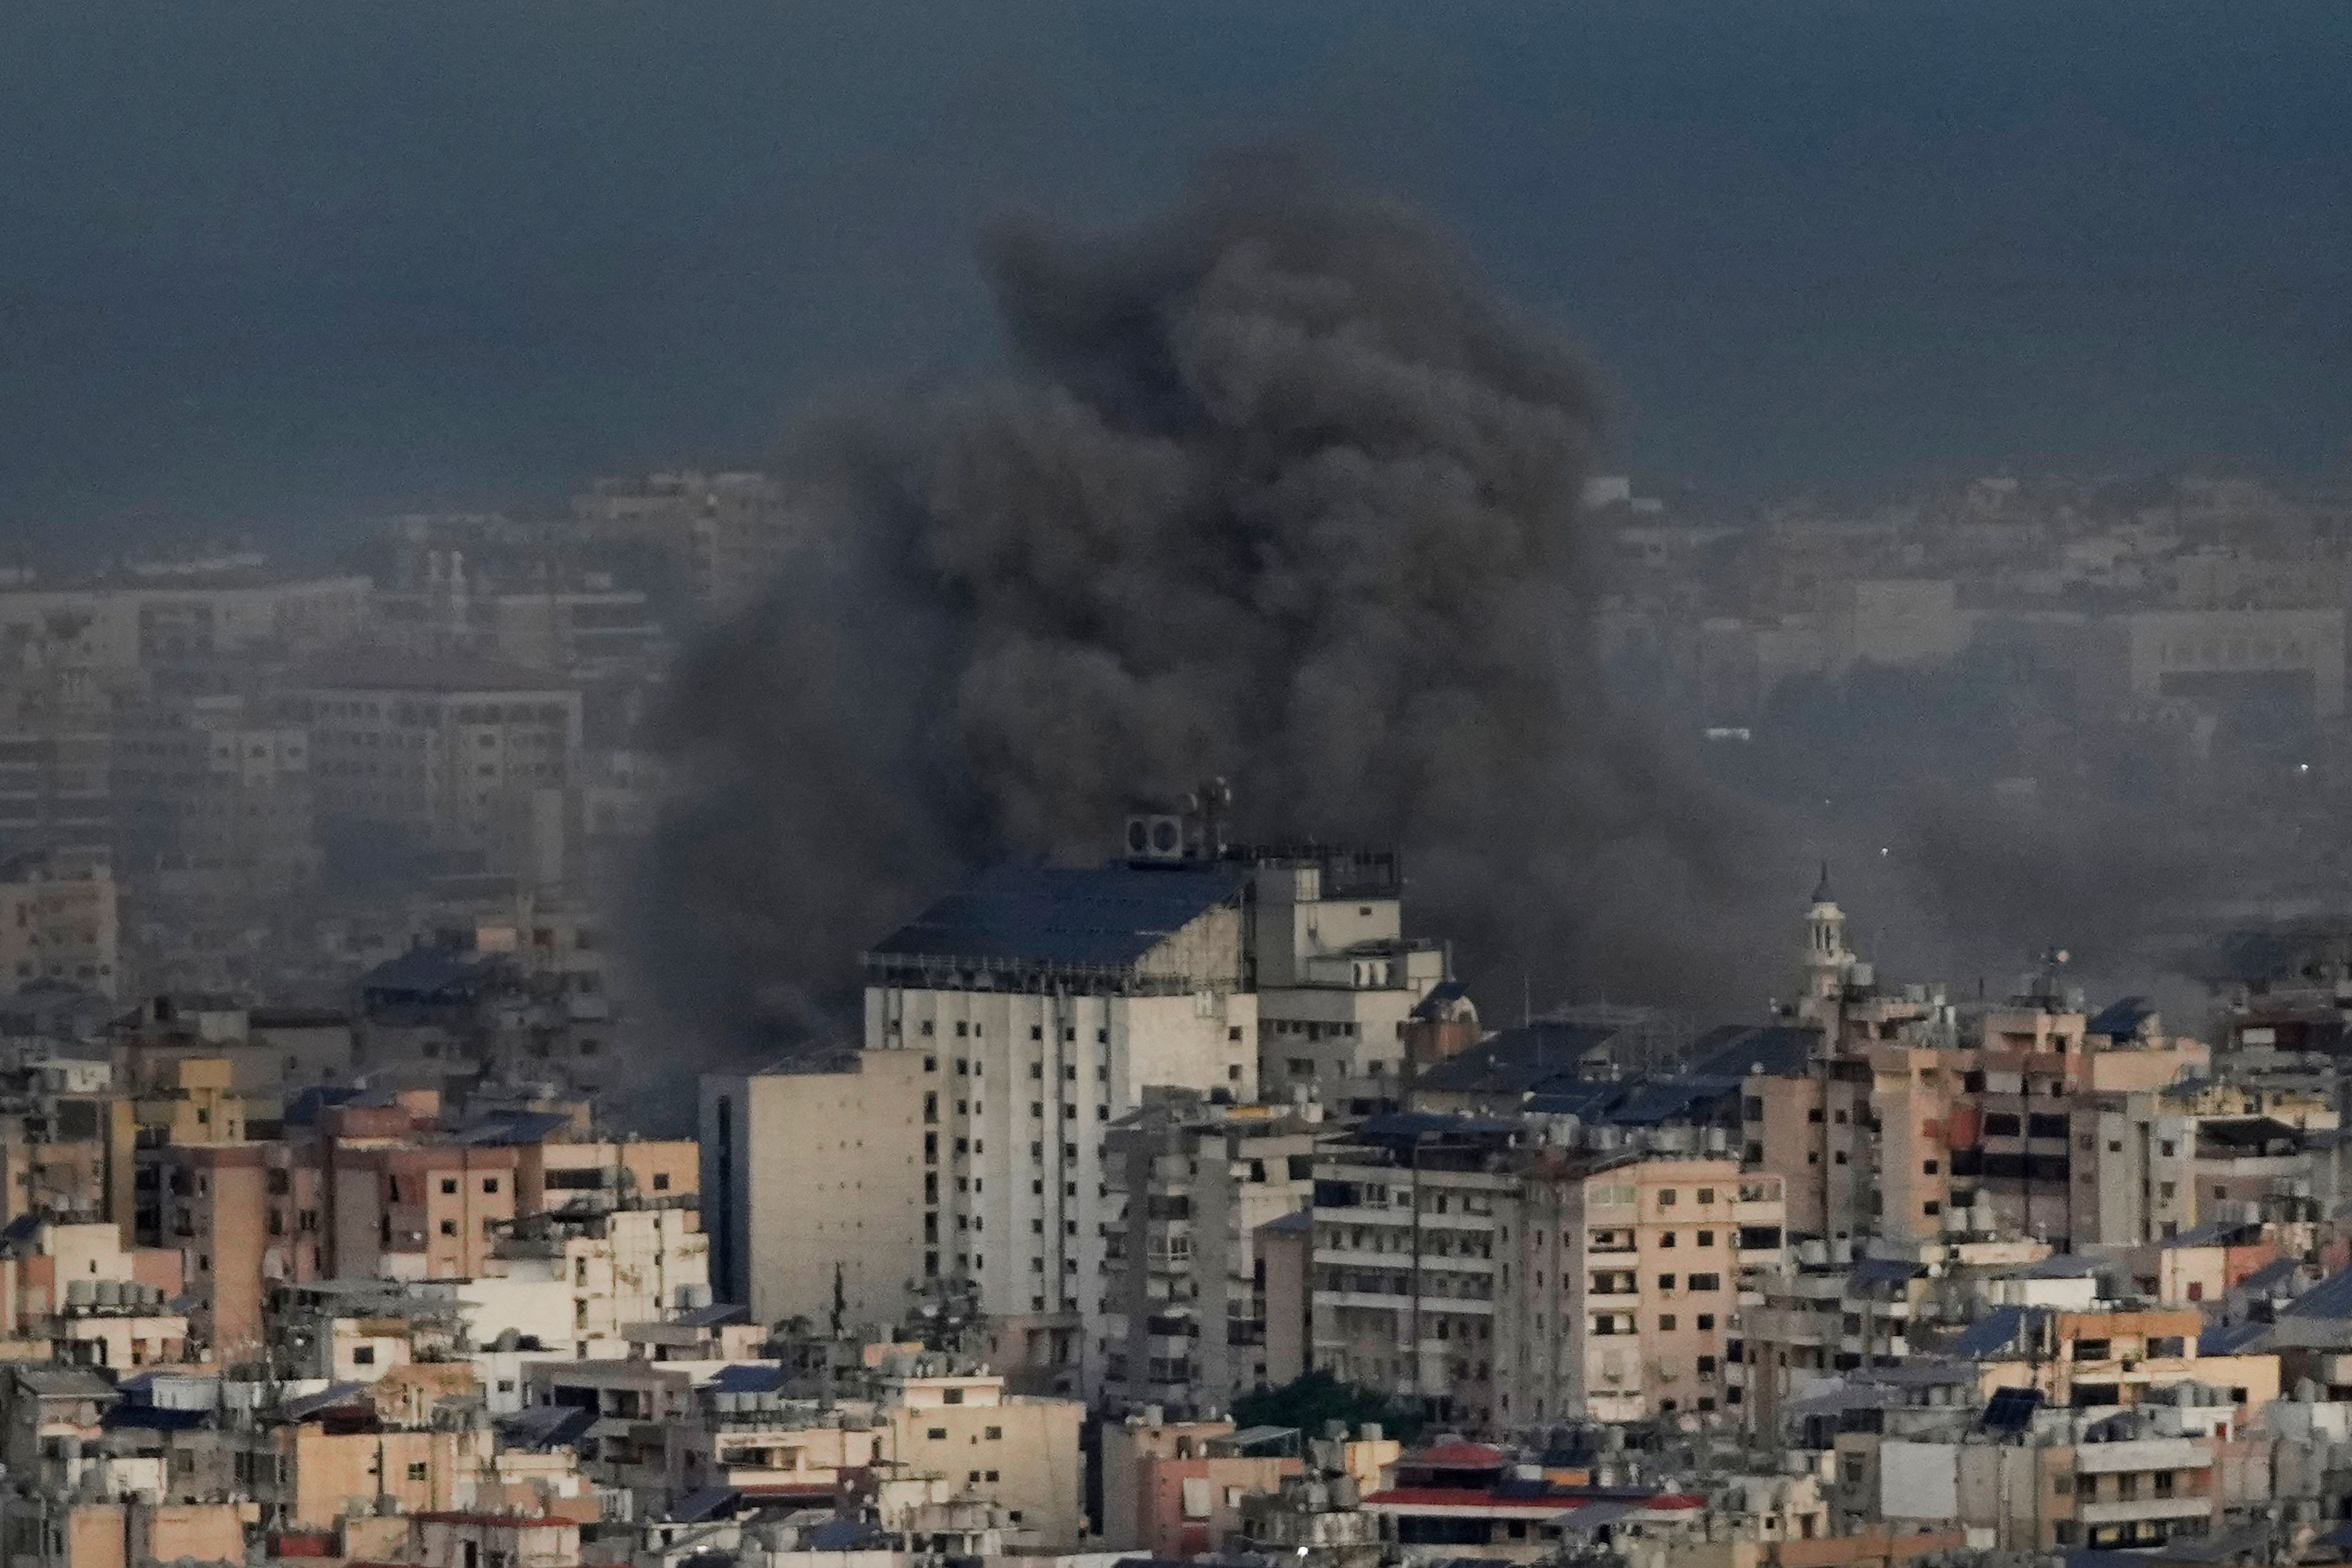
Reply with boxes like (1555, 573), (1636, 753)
(638, 148), (1770, 1072)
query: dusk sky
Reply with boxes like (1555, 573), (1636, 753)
(6, 2), (2350, 556)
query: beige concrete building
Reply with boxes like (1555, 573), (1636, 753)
(135, 1140), (272, 1359)
(701, 1048), (929, 1328)
(0, 569), (371, 677)
(1247, 850), (1446, 1112)
(880, 1368), (1087, 1549)
(850, 859), (1259, 1391)
(1758, 882), (2208, 1251)
(110, 695), (317, 893)
(2121, 606), (2345, 718)
(572, 469), (807, 612)
(1099, 1414), (1302, 1556)
(1096, 1099), (1317, 1412)
(290, 655), (582, 860)
(1514, 1153), (1787, 1426)
(53, 1501), (246, 1568)
(1293, 1117), (1516, 1431)
(262, 1419), (489, 1528)
(494, 1204), (708, 1355)
(0, 845), (118, 998)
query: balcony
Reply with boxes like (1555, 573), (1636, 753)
(2073, 1439), (2211, 1475)
(2076, 1497), (2213, 1526)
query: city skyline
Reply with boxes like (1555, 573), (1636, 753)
(4, 4), (2351, 559)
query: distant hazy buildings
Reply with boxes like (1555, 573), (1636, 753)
(0, 844), (118, 999)
(292, 656), (582, 875)
(572, 469), (807, 614)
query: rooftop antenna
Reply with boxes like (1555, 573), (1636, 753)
(1182, 776), (1232, 858)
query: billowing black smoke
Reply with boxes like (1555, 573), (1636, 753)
(638, 149), (1761, 1071)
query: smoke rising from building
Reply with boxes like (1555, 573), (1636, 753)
(637, 149), (1765, 1067)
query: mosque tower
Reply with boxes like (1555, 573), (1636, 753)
(1803, 862), (1855, 1003)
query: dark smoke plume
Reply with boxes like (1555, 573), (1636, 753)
(639, 149), (1761, 1071)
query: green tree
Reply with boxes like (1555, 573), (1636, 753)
(1232, 1369), (1427, 1444)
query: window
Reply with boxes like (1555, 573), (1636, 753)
(1697, 1314), (1714, 1331)
(483, 1177), (500, 1194)
(1922, 1160), (1938, 1175)
(1659, 1232), (1676, 1248)
(440, 1219), (458, 1236)
(928, 1427), (948, 1440)
(1689, 1273), (1721, 1291)
(353, 1346), (375, 1365)
(1657, 1189), (1677, 1207)
(1697, 1230), (1715, 1247)
(985, 1426), (1002, 1440)
(1659, 1273), (1677, 1291)
(407, 1462), (428, 1482)
(1659, 1314), (1676, 1331)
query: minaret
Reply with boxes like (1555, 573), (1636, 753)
(1804, 862), (1855, 1003)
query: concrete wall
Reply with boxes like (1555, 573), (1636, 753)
(701, 1051), (927, 1328)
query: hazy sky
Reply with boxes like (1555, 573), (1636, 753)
(5, 2), (2350, 557)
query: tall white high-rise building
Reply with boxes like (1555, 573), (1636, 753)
(861, 862), (1260, 1374)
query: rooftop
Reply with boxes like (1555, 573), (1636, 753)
(867, 863), (1247, 972)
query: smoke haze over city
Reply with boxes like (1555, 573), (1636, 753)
(17, 11), (2352, 1540)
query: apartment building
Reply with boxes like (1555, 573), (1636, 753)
(110, 697), (315, 892)
(372, 546), (662, 684)
(0, 709), (113, 861)
(1513, 1153), (1786, 1426)
(1247, 848), (1447, 1112)
(493, 1205), (707, 1356)
(0, 845), (117, 999)
(1099, 1414), (1303, 1556)
(856, 859), (1259, 1374)
(2120, 606), (2346, 721)
(1757, 883), (2207, 1251)
(1291, 1115), (1516, 1430)
(699, 1047), (929, 1329)
(290, 657), (582, 859)
(571, 470), (806, 613)
(136, 1141), (271, 1358)
(0, 570), (371, 679)
(1096, 1098), (1317, 1412)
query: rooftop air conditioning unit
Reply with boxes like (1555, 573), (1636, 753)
(1126, 815), (1186, 864)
